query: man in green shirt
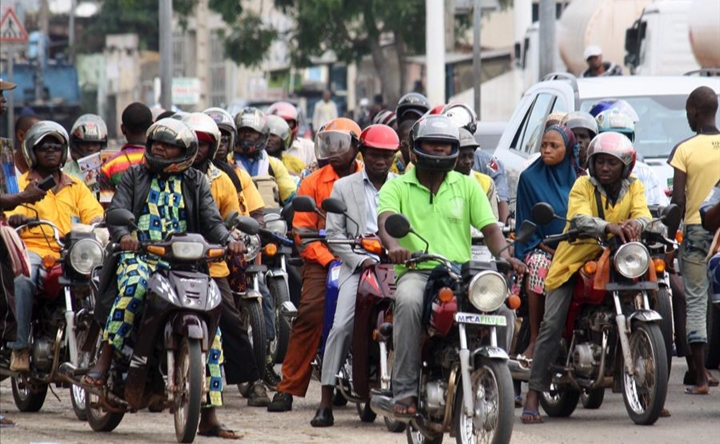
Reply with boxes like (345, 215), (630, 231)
(377, 115), (526, 416)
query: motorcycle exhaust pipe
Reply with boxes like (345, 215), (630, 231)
(507, 359), (531, 381)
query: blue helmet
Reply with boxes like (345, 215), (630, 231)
(588, 99), (639, 123)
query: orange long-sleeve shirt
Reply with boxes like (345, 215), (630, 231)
(293, 161), (361, 267)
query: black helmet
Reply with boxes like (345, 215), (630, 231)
(409, 115), (460, 173)
(234, 107), (268, 157)
(396, 93), (431, 124)
(144, 118), (198, 174)
(70, 114), (108, 155)
(458, 128), (479, 150)
(22, 121), (70, 170)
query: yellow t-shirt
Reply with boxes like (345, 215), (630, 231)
(669, 133), (720, 225)
(471, 171), (499, 220)
(545, 176), (651, 290)
(206, 165), (241, 278)
(281, 153), (305, 176)
(231, 167), (265, 216)
(7, 172), (104, 259)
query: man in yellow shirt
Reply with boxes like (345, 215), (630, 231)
(522, 133), (651, 424)
(456, 128), (499, 219)
(5, 121), (104, 372)
(668, 86), (720, 395)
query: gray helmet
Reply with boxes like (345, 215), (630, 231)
(144, 118), (198, 174)
(458, 128), (479, 150)
(396, 93), (431, 124)
(203, 107), (237, 149)
(409, 115), (460, 173)
(234, 107), (268, 156)
(266, 115), (292, 151)
(22, 121), (70, 170)
(561, 111), (598, 138)
(442, 102), (477, 134)
(70, 114), (108, 154)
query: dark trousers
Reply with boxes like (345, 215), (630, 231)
(215, 277), (260, 384)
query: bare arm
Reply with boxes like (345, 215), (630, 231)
(669, 168), (686, 238)
(378, 211), (411, 264)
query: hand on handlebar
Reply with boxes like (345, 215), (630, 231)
(605, 223), (627, 244)
(119, 234), (140, 252)
(620, 220), (642, 242)
(507, 257), (527, 277)
(8, 214), (28, 228)
(227, 240), (246, 256)
(388, 246), (412, 264)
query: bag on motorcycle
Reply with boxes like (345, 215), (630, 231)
(253, 176), (280, 209)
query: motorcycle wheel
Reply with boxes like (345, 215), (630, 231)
(241, 299), (268, 380)
(652, 287), (674, 375)
(407, 422), (444, 444)
(540, 383), (580, 417)
(268, 277), (291, 364)
(11, 376), (48, 412)
(620, 321), (668, 425)
(174, 337), (204, 443)
(356, 402), (377, 423)
(384, 416), (407, 433)
(580, 388), (605, 410)
(86, 389), (125, 432)
(454, 359), (514, 444)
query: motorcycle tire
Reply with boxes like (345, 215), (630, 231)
(241, 299), (268, 381)
(384, 416), (407, 433)
(86, 385), (125, 432)
(333, 387), (349, 407)
(407, 421), (444, 444)
(621, 321), (668, 426)
(11, 377), (48, 412)
(174, 337), (204, 443)
(356, 401), (377, 423)
(580, 388), (605, 410)
(268, 277), (291, 364)
(652, 286), (674, 375)
(540, 385), (580, 418)
(454, 358), (514, 444)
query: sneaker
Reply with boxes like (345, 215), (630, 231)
(267, 391), (293, 412)
(10, 349), (29, 373)
(264, 364), (281, 391)
(247, 380), (271, 407)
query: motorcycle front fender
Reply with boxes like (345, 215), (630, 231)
(164, 313), (210, 352)
(236, 289), (263, 301)
(265, 268), (288, 282)
(626, 309), (663, 329)
(471, 346), (509, 361)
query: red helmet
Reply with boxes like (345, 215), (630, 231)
(359, 124), (400, 151)
(428, 104), (445, 115)
(267, 101), (299, 139)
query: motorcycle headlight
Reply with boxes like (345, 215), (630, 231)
(467, 270), (508, 312)
(614, 242), (650, 279)
(171, 242), (205, 260)
(68, 239), (104, 275)
(244, 234), (261, 261)
(266, 219), (288, 237)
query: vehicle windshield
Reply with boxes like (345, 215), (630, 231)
(580, 95), (720, 160)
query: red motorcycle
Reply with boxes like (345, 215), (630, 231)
(291, 196), (403, 432)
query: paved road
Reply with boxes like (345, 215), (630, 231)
(0, 360), (718, 444)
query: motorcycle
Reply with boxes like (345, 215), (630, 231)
(371, 214), (537, 444)
(61, 208), (259, 443)
(509, 202), (677, 425)
(290, 196), (405, 432)
(0, 219), (104, 421)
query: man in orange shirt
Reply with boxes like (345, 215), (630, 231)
(268, 118), (362, 412)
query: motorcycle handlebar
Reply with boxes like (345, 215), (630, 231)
(15, 219), (64, 247)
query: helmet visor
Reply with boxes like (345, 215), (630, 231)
(315, 131), (354, 160)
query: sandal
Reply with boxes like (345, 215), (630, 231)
(198, 423), (244, 440)
(393, 397), (418, 418)
(521, 409), (543, 424)
(0, 415), (15, 428)
(83, 369), (107, 387)
(516, 354), (533, 369)
(684, 386), (709, 395)
(515, 395), (523, 408)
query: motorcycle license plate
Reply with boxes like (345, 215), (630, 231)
(454, 312), (507, 326)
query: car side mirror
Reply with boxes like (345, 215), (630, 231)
(291, 196), (318, 213)
(531, 203), (555, 225)
(385, 214), (412, 239)
(321, 198), (347, 215)
(106, 208), (136, 226)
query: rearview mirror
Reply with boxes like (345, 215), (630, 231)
(321, 198), (347, 215)
(661, 204), (681, 229)
(106, 208), (136, 226)
(531, 203), (555, 225)
(385, 214), (412, 239)
(515, 221), (537, 244)
(291, 196), (317, 213)
(224, 211), (239, 229)
(236, 216), (260, 236)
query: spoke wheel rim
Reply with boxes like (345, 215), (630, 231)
(459, 368), (500, 444)
(623, 327), (656, 414)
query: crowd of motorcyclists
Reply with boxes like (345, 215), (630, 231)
(0, 73), (719, 442)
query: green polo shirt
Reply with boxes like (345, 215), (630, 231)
(378, 168), (497, 275)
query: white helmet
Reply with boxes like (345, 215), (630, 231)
(182, 113), (222, 161)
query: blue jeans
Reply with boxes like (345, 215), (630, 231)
(681, 225), (713, 344)
(9, 252), (42, 350)
(260, 280), (275, 341)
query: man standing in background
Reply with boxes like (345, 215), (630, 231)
(312, 90), (338, 135)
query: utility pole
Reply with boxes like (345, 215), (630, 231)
(159, 0), (173, 109)
(538, 0), (556, 78)
(69, 0), (76, 64)
(472, 0), (482, 119)
(425, 0), (446, 106)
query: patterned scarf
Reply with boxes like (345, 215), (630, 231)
(136, 174), (187, 242)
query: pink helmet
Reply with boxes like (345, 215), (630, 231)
(587, 132), (637, 179)
(267, 101), (299, 140)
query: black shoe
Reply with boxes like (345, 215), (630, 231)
(310, 407), (334, 427)
(247, 380), (271, 407)
(267, 392), (293, 412)
(264, 364), (281, 391)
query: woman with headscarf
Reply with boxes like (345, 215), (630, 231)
(515, 125), (578, 366)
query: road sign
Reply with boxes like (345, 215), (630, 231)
(0, 7), (28, 43)
(172, 77), (201, 105)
